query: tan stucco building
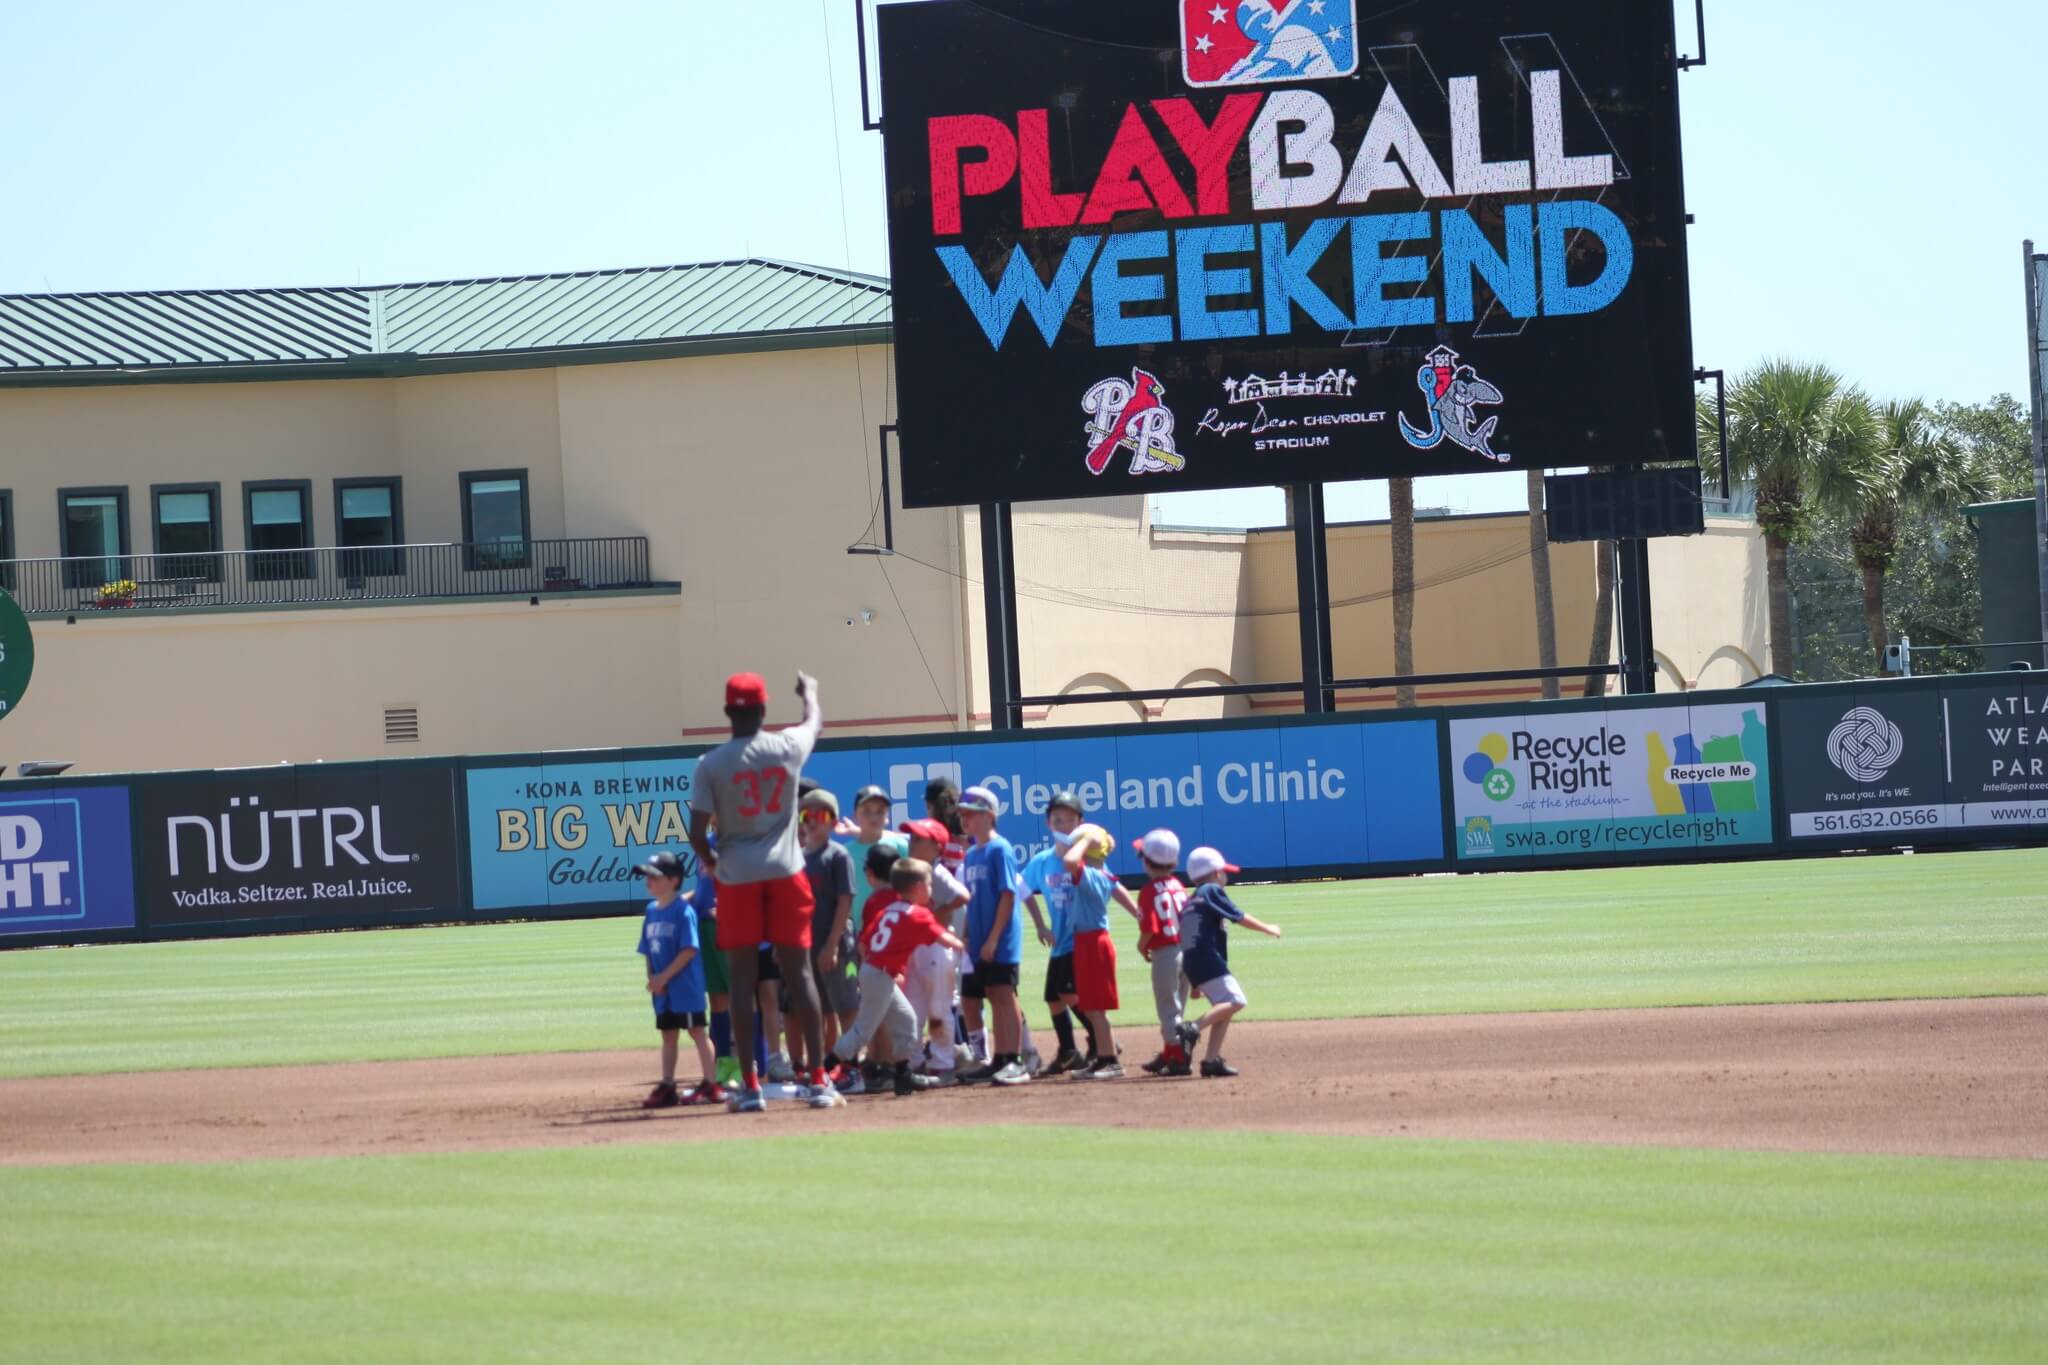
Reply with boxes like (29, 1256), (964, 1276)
(0, 260), (1765, 774)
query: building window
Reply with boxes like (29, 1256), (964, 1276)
(461, 469), (530, 571)
(0, 490), (13, 591)
(59, 487), (130, 590)
(336, 478), (404, 579)
(150, 484), (223, 583)
(243, 480), (313, 582)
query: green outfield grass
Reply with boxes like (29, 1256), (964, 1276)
(2, 1127), (2042, 1364)
(2, 848), (2044, 1078)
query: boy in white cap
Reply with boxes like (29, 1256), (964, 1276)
(957, 785), (1029, 1084)
(1133, 829), (1193, 1077)
(1179, 846), (1283, 1078)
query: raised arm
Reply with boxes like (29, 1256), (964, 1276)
(792, 670), (824, 750)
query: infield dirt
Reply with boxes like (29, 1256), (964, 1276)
(3, 997), (2041, 1166)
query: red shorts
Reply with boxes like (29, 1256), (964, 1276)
(1072, 929), (1119, 1012)
(714, 873), (814, 951)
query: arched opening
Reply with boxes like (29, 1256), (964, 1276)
(1159, 668), (1252, 722)
(1652, 650), (1689, 692)
(1694, 645), (1764, 692)
(1043, 672), (1148, 728)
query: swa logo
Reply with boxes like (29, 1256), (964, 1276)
(1462, 816), (1495, 854)
(0, 802), (79, 914)
(1180, 1), (1359, 89)
(1462, 734), (1517, 802)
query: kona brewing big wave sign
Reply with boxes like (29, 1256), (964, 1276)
(879, 0), (1693, 506)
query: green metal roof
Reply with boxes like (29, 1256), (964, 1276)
(0, 259), (891, 385)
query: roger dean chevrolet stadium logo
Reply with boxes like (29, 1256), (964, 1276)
(1463, 733), (1517, 802)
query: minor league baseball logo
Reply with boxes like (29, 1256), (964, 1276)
(1082, 368), (1185, 478)
(1399, 345), (1510, 464)
(1826, 706), (1904, 783)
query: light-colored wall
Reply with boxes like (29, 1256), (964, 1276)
(1241, 513), (1600, 709)
(0, 345), (1770, 773)
(1647, 518), (1769, 691)
(2, 592), (681, 773)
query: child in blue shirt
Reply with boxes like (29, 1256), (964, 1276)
(1179, 846), (1283, 1078)
(636, 851), (721, 1108)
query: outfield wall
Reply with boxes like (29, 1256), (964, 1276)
(4, 672), (2044, 946)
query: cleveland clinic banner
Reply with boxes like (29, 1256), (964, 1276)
(1449, 701), (1772, 862)
(878, 0), (1693, 506)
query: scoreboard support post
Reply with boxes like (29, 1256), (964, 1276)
(1291, 483), (1334, 714)
(1616, 538), (1657, 694)
(980, 502), (1021, 731)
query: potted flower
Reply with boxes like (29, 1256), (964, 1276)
(96, 578), (138, 609)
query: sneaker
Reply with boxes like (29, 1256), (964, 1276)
(1177, 1022), (1200, 1051)
(1140, 1052), (1171, 1075)
(1200, 1058), (1238, 1079)
(1163, 1056), (1193, 1078)
(1021, 1049), (1045, 1077)
(683, 1081), (727, 1106)
(833, 1066), (866, 1096)
(766, 1052), (797, 1084)
(893, 1068), (920, 1097)
(1043, 1048), (1085, 1076)
(958, 1061), (1003, 1085)
(1088, 1059), (1126, 1080)
(1070, 1057), (1107, 1080)
(715, 1056), (742, 1088)
(731, 1086), (767, 1113)
(807, 1082), (847, 1109)
(642, 1082), (680, 1109)
(991, 1059), (1032, 1086)
(952, 1044), (978, 1073)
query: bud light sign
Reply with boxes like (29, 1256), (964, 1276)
(0, 786), (137, 936)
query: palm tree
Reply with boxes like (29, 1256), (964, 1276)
(1699, 361), (1878, 677)
(1526, 468), (1560, 699)
(1838, 399), (1983, 665)
(1389, 476), (1416, 707)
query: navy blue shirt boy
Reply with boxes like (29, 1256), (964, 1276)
(1178, 881), (1247, 987)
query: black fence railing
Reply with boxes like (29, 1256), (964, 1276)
(0, 537), (654, 615)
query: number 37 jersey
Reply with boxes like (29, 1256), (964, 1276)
(688, 720), (819, 886)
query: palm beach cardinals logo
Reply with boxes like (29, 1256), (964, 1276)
(1398, 345), (1510, 464)
(1181, 1), (1359, 88)
(1082, 368), (1185, 477)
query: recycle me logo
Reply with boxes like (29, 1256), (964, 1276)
(1462, 733), (1517, 802)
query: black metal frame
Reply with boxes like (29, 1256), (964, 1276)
(460, 468), (533, 571)
(0, 488), (12, 591)
(149, 482), (225, 583)
(333, 476), (407, 578)
(1695, 367), (1730, 499)
(240, 478), (316, 582)
(1677, 0), (1708, 68)
(855, 0), (882, 131)
(848, 425), (897, 556)
(55, 484), (131, 590)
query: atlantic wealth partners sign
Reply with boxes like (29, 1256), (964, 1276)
(1451, 702), (1772, 860)
(878, 0), (1693, 506)
(1781, 677), (2048, 838)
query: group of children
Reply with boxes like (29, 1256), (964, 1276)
(635, 775), (1282, 1109)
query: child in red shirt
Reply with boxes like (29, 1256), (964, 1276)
(1133, 828), (1194, 1076)
(828, 857), (962, 1097)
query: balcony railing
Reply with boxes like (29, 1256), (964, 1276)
(0, 537), (654, 615)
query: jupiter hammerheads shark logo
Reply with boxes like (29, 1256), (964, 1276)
(1398, 345), (1510, 464)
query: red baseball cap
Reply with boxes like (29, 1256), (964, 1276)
(900, 818), (951, 845)
(724, 672), (769, 708)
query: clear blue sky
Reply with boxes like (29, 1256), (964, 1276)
(3, 1), (2040, 527)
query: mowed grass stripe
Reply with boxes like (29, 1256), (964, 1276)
(1, 1128), (2042, 1364)
(2, 848), (2044, 1077)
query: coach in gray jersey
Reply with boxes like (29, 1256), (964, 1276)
(688, 670), (839, 1112)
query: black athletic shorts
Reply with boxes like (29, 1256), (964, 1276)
(961, 961), (1020, 998)
(655, 1010), (709, 1031)
(756, 946), (782, 981)
(1042, 952), (1077, 1003)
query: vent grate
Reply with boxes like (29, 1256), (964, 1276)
(383, 706), (420, 744)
